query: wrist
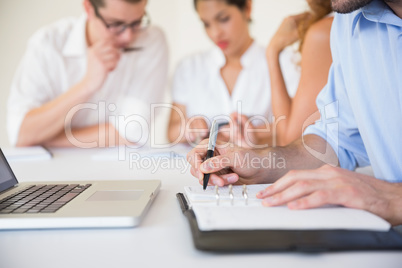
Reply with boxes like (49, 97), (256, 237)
(80, 76), (99, 96)
(254, 131), (271, 147)
(266, 44), (281, 59)
(253, 147), (287, 183)
(387, 183), (402, 226)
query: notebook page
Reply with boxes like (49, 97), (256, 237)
(3, 146), (52, 162)
(184, 185), (391, 232)
(192, 205), (391, 232)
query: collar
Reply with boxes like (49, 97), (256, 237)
(240, 41), (260, 68)
(351, 0), (402, 36)
(62, 14), (88, 57)
(210, 40), (259, 70)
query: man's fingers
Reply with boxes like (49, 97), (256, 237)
(198, 173), (239, 187)
(199, 154), (234, 174)
(197, 173), (222, 187)
(99, 49), (120, 72)
(105, 60), (119, 71)
(92, 39), (112, 49)
(257, 168), (333, 198)
(261, 179), (325, 207)
(100, 44), (118, 53)
(102, 51), (120, 62)
(187, 139), (236, 183)
(257, 170), (305, 198)
(219, 173), (239, 185)
(187, 139), (209, 177)
(287, 189), (333, 210)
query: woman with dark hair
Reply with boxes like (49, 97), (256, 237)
(266, 0), (334, 146)
(167, 0), (299, 145)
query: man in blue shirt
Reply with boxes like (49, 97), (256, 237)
(187, 0), (402, 225)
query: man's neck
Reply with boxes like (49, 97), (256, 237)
(386, 1), (402, 19)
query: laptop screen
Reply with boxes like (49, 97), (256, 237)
(0, 149), (18, 193)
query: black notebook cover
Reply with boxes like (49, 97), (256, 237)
(177, 193), (402, 252)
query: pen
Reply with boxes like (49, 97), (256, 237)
(203, 120), (219, 190)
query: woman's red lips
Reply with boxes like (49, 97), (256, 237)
(217, 41), (229, 50)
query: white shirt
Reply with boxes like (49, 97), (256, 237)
(172, 42), (300, 126)
(7, 15), (168, 146)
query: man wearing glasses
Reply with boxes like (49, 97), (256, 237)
(7, 0), (168, 147)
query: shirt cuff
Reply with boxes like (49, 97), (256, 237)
(304, 124), (357, 171)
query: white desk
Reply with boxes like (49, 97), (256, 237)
(1, 147), (401, 268)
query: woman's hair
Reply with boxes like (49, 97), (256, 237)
(193, 0), (248, 10)
(298, 0), (332, 52)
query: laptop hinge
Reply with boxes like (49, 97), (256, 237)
(0, 183), (19, 196)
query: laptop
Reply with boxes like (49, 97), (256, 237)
(0, 148), (160, 230)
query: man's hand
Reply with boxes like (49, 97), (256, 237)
(83, 39), (121, 93)
(257, 165), (402, 225)
(187, 139), (272, 187)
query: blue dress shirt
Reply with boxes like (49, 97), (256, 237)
(304, 0), (402, 182)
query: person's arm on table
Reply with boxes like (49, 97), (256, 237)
(188, 134), (402, 225)
(187, 134), (338, 186)
(43, 123), (131, 148)
(256, 165), (402, 226)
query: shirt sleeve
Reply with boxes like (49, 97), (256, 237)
(303, 15), (370, 170)
(7, 36), (55, 146)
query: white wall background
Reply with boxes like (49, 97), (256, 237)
(0, 0), (307, 147)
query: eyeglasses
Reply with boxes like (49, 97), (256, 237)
(92, 2), (151, 35)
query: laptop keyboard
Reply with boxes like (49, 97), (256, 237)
(0, 184), (92, 214)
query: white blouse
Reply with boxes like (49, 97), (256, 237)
(172, 42), (300, 126)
